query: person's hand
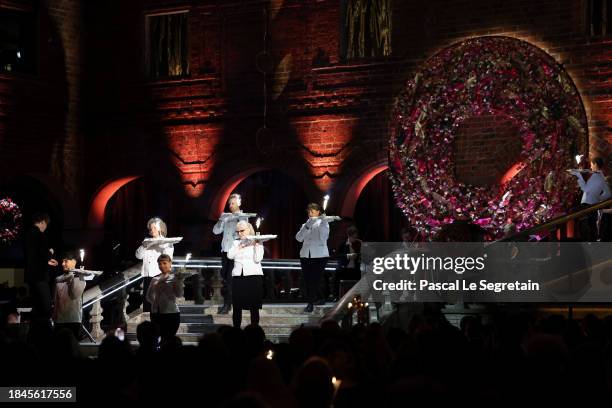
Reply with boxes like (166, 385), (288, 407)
(48, 258), (58, 267)
(306, 217), (317, 228)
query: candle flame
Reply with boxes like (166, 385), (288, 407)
(323, 195), (330, 211)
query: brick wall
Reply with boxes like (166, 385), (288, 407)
(0, 0), (82, 197)
(454, 115), (522, 187)
(2, 0), (612, 241)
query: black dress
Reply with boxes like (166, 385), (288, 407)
(232, 274), (263, 310)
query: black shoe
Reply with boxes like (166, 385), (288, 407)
(314, 299), (326, 305)
(303, 303), (314, 313)
(218, 305), (231, 314)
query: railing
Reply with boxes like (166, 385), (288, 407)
(322, 198), (612, 326)
(499, 197), (612, 242)
(81, 257), (338, 341)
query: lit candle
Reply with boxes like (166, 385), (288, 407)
(255, 217), (263, 235)
(266, 349), (274, 360)
(575, 154), (583, 165)
(323, 194), (330, 212)
(79, 249), (85, 269)
(186, 253), (192, 262)
(331, 376), (342, 400)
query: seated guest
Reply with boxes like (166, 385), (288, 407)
(146, 254), (184, 343)
(331, 226), (361, 301)
(53, 251), (87, 339)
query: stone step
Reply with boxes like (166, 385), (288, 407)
(180, 314), (215, 323)
(178, 304), (333, 316)
(176, 322), (300, 336)
(211, 315), (318, 326)
(126, 302), (332, 344)
(126, 332), (291, 344)
(180, 312), (319, 324)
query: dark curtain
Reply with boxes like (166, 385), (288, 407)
(353, 170), (408, 242)
(103, 178), (182, 272)
(344, 0), (392, 59)
(233, 170), (309, 259)
(148, 12), (189, 78)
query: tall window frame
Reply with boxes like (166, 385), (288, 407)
(144, 10), (190, 79)
(340, 0), (392, 61)
(586, 0), (612, 37)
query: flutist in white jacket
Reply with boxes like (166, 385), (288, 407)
(227, 221), (264, 328)
(135, 217), (174, 312)
(212, 193), (251, 314)
(295, 203), (329, 312)
(568, 157), (612, 240)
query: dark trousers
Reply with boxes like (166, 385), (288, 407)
(143, 277), (153, 312)
(300, 257), (328, 304)
(151, 312), (181, 342)
(232, 308), (260, 328)
(578, 204), (599, 241)
(55, 322), (81, 340)
(600, 212), (612, 241)
(29, 281), (52, 320)
(220, 252), (234, 307)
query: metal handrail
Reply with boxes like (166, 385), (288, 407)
(322, 198), (612, 323)
(82, 258), (339, 309)
(499, 197), (612, 241)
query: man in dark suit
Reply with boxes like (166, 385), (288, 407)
(23, 213), (58, 323)
(331, 226), (361, 301)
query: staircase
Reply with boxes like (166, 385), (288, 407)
(126, 302), (333, 344)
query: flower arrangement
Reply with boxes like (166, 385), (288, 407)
(389, 36), (587, 239)
(0, 198), (23, 244)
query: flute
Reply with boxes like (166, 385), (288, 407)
(318, 215), (342, 222)
(219, 212), (257, 220)
(244, 234), (277, 242)
(68, 268), (103, 276)
(142, 237), (183, 245)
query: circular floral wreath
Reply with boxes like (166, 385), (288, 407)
(0, 198), (23, 244)
(389, 36), (587, 239)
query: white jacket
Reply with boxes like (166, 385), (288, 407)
(227, 240), (264, 277)
(213, 214), (250, 253)
(571, 170), (612, 205)
(295, 217), (329, 258)
(135, 242), (174, 278)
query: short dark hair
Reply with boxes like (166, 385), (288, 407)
(347, 226), (359, 237)
(32, 212), (50, 224)
(62, 251), (78, 261)
(307, 203), (322, 213)
(157, 254), (172, 263)
(591, 157), (605, 169)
